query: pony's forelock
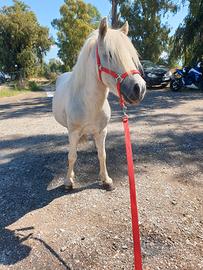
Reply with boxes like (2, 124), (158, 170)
(103, 29), (140, 70)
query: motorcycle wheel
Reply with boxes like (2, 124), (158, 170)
(198, 80), (203, 91)
(170, 79), (182, 91)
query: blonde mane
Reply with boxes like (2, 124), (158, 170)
(70, 31), (98, 92)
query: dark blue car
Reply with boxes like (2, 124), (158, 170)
(141, 60), (172, 88)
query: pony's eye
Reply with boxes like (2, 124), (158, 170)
(109, 51), (112, 60)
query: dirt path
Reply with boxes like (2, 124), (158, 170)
(0, 89), (202, 270)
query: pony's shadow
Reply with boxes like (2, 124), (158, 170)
(0, 228), (31, 265)
(0, 134), (109, 223)
(0, 227), (72, 269)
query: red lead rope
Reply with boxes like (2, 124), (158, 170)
(96, 45), (143, 269)
(123, 115), (142, 270)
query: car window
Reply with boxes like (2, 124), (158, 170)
(141, 61), (157, 68)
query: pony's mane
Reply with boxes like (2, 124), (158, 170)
(71, 28), (141, 92)
(71, 31), (98, 92)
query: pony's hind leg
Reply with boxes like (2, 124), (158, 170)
(65, 131), (80, 189)
(94, 128), (114, 191)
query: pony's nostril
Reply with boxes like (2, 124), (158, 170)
(133, 83), (140, 99)
(133, 83), (139, 91)
(133, 83), (146, 100)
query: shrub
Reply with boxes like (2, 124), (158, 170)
(45, 72), (58, 82)
(28, 81), (40, 91)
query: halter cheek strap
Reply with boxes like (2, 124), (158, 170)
(96, 45), (141, 107)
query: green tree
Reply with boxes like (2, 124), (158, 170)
(118, 0), (177, 62)
(109, 0), (126, 28)
(0, 0), (52, 77)
(52, 0), (101, 70)
(170, 0), (203, 65)
(48, 58), (63, 73)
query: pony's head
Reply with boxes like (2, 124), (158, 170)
(97, 18), (146, 104)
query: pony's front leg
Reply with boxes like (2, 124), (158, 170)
(94, 128), (114, 191)
(65, 131), (80, 189)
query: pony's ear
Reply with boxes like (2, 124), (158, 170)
(120, 21), (129, 35)
(99, 17), (108, 40)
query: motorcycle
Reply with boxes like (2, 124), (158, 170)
(170, 64), (203, 91)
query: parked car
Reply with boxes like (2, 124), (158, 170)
(0, 71), (11, 84)
(0, 72), (5, 84)
(141, 60), (172, 88)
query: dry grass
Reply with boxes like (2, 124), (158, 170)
(0, 85), (30, 98)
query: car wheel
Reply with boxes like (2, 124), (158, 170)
(162, 83), (169, 88)
(146, 84), (153, 89)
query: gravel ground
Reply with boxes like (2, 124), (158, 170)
(0, 88), (203, 270)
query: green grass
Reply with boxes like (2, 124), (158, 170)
(0, 79), (46, 98)
(0, 86), (30, 98)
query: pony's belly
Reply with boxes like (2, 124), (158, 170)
(52, 95), (67, 128)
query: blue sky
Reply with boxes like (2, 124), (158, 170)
(0, 0), (188, 61)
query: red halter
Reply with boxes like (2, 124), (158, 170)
(96, 45), (141, 107)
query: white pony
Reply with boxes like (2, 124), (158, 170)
(53, 18), (146, 191)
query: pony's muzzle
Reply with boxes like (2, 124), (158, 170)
(120, 76), (146, 104)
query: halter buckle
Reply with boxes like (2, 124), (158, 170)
(116, 74), (124, 83)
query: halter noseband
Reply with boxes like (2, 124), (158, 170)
(96, 45), (141, 107)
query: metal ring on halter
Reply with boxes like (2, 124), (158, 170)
(115, 74), (124, 83)
(122, 104), (128, 117)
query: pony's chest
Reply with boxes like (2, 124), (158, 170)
(67, 100), (111, 134)
(82, 115), (108, 134)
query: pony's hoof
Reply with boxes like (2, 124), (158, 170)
(64, 184), (74, 190)
(64, 177), (74, 190)
(102, 183), (115, 191)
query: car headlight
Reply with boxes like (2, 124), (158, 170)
(147, 73), (158, 78)
(164, 71), (172, 77)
